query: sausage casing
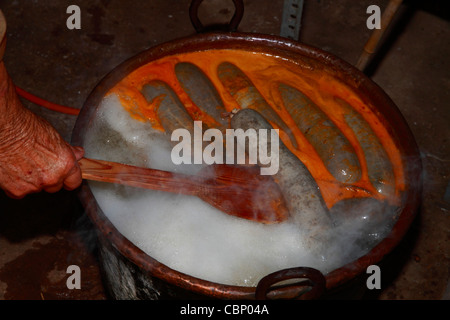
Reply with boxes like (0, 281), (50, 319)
(231, 108), (333, 251)
(336, 98), (395, 197)
(141, 80), (194, 134)
(217, 62), (298, 149)
(175, 62), (228, 128)
(279, 83), (361, 183)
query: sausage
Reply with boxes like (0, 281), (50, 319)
(141, 80), (221, 170)
(335, 98), (395, 197)
(217, 62), (298, 149)
(141, 80), (194, 134)
(230, 108), (333, 251)
(175, 62), (228, 128)
(279, 83), (361, 183)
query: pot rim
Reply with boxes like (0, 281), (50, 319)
(72, 31), (422, 299)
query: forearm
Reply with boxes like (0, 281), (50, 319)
(0, 61), (33, 152)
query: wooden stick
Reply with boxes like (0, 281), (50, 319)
(78, 158), (289, 224)
(356, 0), (403, 71)
(79, 157), (208, 196)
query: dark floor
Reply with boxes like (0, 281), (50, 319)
(0, 0), (448, 300)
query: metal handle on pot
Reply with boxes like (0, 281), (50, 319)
(189, 0), (244, 33)
(255, 267), (326, 300)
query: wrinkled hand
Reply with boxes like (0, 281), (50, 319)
(0, 63), (84, 199)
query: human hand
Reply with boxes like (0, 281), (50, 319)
(0, 108), (85, 199)
(0, 63), (84, 199)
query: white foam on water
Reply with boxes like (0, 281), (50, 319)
(91, 183), (328, 286)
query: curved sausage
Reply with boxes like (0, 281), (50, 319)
(335, 98), (395, 197)
(175, 62), (228, 128)
(141, 80), (194, 134)
(279, 83), (361, 183)
(217, 62), (298, 149)
(230, 108), (333, 251)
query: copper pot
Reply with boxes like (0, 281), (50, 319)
(71, 31), (422, 300)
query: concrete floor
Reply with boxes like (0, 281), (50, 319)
(0, 0), (448, 300)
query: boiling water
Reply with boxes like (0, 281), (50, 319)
(83, 93), (393, 287)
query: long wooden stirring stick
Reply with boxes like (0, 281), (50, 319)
(78, 158), (288, 224)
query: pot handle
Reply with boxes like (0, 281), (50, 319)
(189, 0), (244, 33)
(255, 267), (326, 300)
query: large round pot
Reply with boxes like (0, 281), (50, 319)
(71, 31), (422, 300)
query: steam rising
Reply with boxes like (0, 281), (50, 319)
(83, 93), (400, 287)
